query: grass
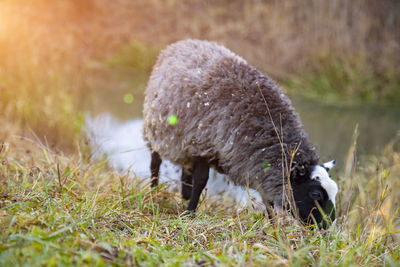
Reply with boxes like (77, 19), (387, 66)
(282, 53), (400, 106)
(0, 1), (87, 152)
(0, 132), (399, 266)
(0, 1), (399, 265)
(0, 2), (159, 147)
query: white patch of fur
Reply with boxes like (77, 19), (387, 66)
(322, 160), (336, 171)
(311, 165), (338, 206)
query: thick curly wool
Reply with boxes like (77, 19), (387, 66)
(143, 39), (319, 206)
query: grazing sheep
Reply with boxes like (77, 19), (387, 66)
(143, 39), (338, 226)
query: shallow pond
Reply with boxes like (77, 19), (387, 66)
(291, 96), (400, 166)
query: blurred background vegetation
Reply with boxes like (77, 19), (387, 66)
(0, 0), (399, 151)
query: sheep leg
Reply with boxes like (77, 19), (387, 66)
(181, 167), (193, 200)
(150, 151), (162, 187)
(187, 158), (209, 211)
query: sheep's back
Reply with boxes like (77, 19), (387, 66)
(143, 40), (246, 167)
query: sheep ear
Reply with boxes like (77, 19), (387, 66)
(322, 160), (336, 171)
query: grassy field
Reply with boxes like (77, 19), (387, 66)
(0, 130), (399, 266)
(0, 1), (399, 266)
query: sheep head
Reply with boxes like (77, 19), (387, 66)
(291, 160), (338, 228)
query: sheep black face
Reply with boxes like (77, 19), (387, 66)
(292, 160), (338, 228)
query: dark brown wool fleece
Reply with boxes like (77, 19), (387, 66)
(143, 39), (319, 207)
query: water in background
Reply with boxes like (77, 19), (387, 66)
(291, 97), (400, 166)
